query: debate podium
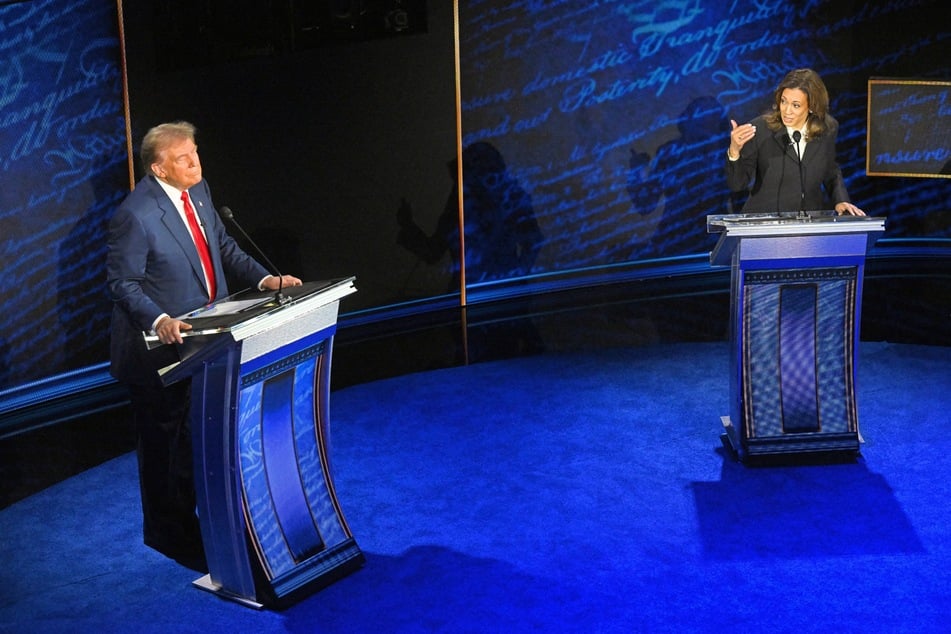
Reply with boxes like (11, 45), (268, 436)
(149, 277), (364, 608)
(707, 212), (885, 462)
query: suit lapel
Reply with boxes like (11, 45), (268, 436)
(187, 186), (216, 230)
(800, 133), (820, 164)
(150, 180), (210, 292)
(772, 128), (789, 152)
(775, 128), (808, 166)
(185, 185), (226, 294)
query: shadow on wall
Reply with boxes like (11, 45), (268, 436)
(627, 96), (745, 260)
(396, 141), (545, 291)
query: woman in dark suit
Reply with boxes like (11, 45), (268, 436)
(726, 68), (865, 216)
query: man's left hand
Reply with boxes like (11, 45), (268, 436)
(263, 274), (303, 290)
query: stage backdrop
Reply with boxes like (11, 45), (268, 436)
(453, 0), (950, 289)
(0, 0), (949, 399)
(0, 0), (128, 394)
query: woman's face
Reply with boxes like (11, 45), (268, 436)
(779, 88), (810, 130)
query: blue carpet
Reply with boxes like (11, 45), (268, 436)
(1, 342), (950, 633)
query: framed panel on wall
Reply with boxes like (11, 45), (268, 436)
(866, 78), (951, 178)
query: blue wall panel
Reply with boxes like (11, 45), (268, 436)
(0, 0), (127, 393)
(456, 1), (950, 285)
(1, 0), (947, 399)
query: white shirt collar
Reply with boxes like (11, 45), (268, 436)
(785, 125), (808, 142)
(154, 177), (188, 210)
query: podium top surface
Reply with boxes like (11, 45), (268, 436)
(148, 277), (356, 384)
(707, 213), (886, 266)
(144, 277), (356, 349)
(707, 211), (886, 237)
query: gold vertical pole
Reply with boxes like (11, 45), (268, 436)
(116, 0), (135, 190)
(452, 0), (469, 363)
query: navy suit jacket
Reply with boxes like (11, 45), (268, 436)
(726, 114), (851, 213)
(107, 175), (270, 385)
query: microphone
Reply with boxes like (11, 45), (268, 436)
(792, 131), (806, 216)
(218, 206), (289, 304)
(777, 133), (792, 214)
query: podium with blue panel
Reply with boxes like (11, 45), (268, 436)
(707, 212), (885, 462)
(151, 277), (363, 608)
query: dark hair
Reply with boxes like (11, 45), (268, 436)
(764, 68), (831, 139)
(140, 121), (197, 174)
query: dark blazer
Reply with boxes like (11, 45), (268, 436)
(726, 114), (851, 213)
(107, 175), (269, 385)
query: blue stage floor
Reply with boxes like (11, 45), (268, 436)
(2, 341), (950, 632)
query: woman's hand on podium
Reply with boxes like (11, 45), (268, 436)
(834, 202), (866, 216)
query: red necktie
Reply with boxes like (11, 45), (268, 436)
(181, 190), (217, 301)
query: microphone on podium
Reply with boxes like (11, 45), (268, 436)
(792, 131), (806, 216)
(218, 205), (289, 304)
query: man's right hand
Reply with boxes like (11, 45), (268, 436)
(155, 315), (192, 345)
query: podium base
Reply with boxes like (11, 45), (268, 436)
(719, 415), (860, 465)
(192, 574), (265, 610)
(720, 416), (741, 461)
(193, 539), (365, 610)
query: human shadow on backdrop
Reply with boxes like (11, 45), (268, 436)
(626, 96), (745, 260)
(57, 153), (127, 370)
(396, 142), (547, 362)
(396, 141), (545, 290)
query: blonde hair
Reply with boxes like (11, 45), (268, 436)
(140, 121), (197, 174)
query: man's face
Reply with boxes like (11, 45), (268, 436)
(151, 137), (202, 191)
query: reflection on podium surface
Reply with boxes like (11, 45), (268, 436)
(708, 209), (838, 226)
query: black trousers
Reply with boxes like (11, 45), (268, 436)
(127, 379), (204, 562)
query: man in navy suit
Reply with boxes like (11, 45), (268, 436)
(107, 121), (301, 571)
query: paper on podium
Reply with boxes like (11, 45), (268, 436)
(181, 298), (271, 319)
